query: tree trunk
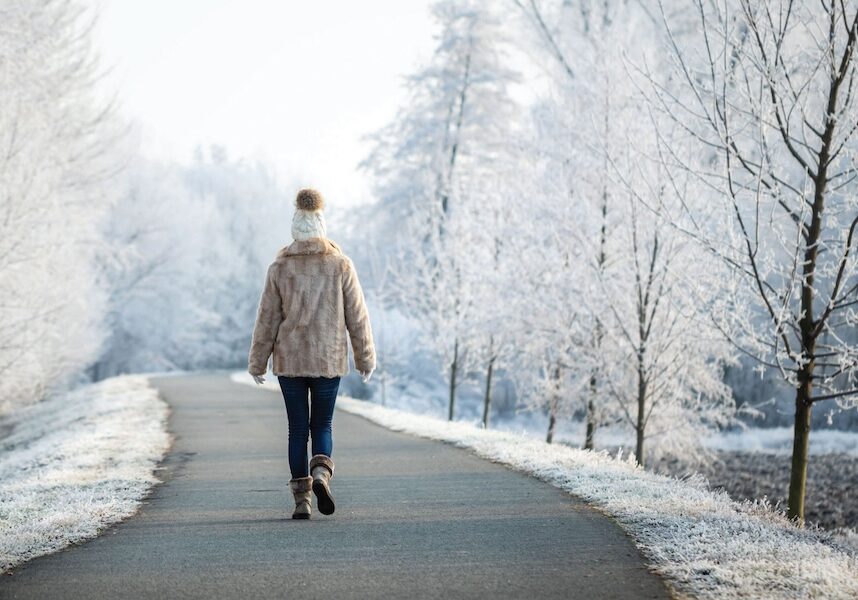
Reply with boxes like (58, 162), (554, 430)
(585, 399), (596, 450)
(482, 354), (495, 429)
(784, 154), (824, 520)
(635, 420), (645, 466)
(546, 365), (560, 444)
(448, 337), (459, 421)
(586, 191), (608, 450)
(546, 409), (557, 444)
(635, 358), (647, 466)
(585, 371), (597, 450)
(788, 385), (813, 523)
(783, 37), (841, 519)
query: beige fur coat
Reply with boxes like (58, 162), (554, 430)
(248, 238), (376, 378)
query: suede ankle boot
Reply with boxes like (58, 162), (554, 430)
(289, 476), (313, 519)
(309, 454), (335, 515)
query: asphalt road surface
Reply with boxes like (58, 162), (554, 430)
(1, 373), (668, 599)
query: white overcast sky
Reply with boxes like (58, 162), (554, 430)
(90, 0), (436, 207)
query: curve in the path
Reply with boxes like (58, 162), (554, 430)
(1, 374), (668, 600)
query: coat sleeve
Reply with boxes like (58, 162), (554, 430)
(342, 257), (376, 373)
(248, 264), (284, 376)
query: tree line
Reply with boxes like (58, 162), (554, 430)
(357, 0), (858, 524)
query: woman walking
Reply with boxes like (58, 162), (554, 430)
(248, 188), (376, 519)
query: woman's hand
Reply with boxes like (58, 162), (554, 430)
(359, 369), (374, 383)
(252, 374), (266, 385)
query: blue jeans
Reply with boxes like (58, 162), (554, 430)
(277, 375), (340, 478)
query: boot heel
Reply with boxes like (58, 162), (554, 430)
(313, 479), (336, 515)
(309, 454), (336, 515)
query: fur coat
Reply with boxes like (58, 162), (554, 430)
(248, 238), (376, 378)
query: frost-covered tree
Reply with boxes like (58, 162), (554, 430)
(94, 159), (206, 377)
(464, 184), (517, 429)
(94, 150), (292, 377)
(600, 191), (735, 465)
(0, 0), (120, 413)
(506, 237), (592, 444)
(387, 198), (481, 420)
(511, 0), (638, 448)
(652, 0), (858, 522)
(498, 110), (595, 443)
(455, 171), (534, 428)
(363, 0), (518, 226)
(362, 0), (520, 419)
(182, 147), (292, 368)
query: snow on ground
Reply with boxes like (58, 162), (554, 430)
(0, 376), (171, 573)
(233, 371), (858, 600)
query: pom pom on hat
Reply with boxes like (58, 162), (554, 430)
(296, 188), (324, 212)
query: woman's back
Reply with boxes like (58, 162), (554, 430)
(248, 237), (374, 378)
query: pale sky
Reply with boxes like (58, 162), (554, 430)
(90, 0), (436, 207)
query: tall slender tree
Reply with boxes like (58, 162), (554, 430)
(362, 0), (519, 419)
(651, 0), (858, 521)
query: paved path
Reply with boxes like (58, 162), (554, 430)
(1, 374), (668, 599)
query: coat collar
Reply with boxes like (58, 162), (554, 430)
(277, 237), (342, 259)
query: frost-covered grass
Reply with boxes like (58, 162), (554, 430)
(232, 371), (858, 599)
(0, 375), (171, 573)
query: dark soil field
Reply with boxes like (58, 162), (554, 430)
(655, 451), (858, 531)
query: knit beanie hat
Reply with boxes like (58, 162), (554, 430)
(291, 188), (327, 241)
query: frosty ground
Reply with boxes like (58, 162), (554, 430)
(500, 415), (858, 531)
(493, 412), (858, 531)
(0, 376), (171, 573)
